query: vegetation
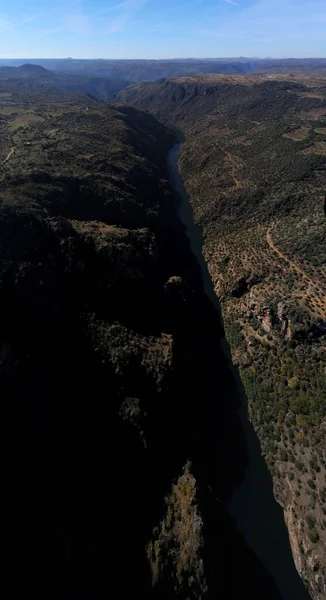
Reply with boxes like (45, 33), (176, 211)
(119, 73), (326, 598)
(147, 464), (207, 599)
(0, 77), (289, 600)
(0, 82), (185, 598)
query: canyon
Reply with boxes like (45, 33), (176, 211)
(119, 74), (326, 598)
(0, 69), (325, 598)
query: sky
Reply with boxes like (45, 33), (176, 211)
(0, 0), (326, 59)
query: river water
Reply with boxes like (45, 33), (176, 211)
(167, 142), (311, 600)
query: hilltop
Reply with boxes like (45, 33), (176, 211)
(118, 73), (326, 599)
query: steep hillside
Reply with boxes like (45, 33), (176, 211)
(119, 74), (326, 599)
(0, 84), (288, 599)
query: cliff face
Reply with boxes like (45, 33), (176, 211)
(119, 75), (326, 599)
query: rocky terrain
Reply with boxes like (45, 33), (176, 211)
(119, 74), (326, 599)
(0, 81), (290, 599)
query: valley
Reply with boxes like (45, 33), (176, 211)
(0, 64), (325, 599)
(168, 142), (310, 599)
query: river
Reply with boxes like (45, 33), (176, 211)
(167, 142), (311, 600)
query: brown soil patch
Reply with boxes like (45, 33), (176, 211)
(230, 135), (248, 145)
(283, 127), (310, 141)
(45, 128), (59, 137)
(299, 107), (326, 119)
(0, 106), (21, 116)
(11, 114), (44, 127)
(300, 141), (326, 155)
(298, 91), (326, 100)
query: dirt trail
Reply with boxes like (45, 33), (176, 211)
(286, 474), (295, 513)
(267, 225), (326, 316)
(2, 148), (14, 164)
(267, 226), (316, 285)
(225, 150), (242, 190)
(218, 144), (242, 190)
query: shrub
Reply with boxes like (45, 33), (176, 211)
(307, 529), (319, 543)
(306, 515), (315, 529)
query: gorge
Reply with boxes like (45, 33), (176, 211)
(0, 70), (325, 599)
(119, 74), (326, 599)
(167, 142), (310, 600)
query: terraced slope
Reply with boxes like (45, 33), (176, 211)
(119, 74), (326, 599)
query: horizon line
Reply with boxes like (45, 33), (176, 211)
(1, 56), (326, 61)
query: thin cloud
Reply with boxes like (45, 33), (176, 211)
(0, 16), (15, 33)
(128, 0), (204, 28)
(17, 9), (57, 27)
(39, 25), (66, 37)
(38, 0), (92, 37)
(18, 15), (43, 25)
(64, 13), (92, 34)
(97, 1), (131, 16)
(223, 0), (239, 6)
(99, 0), (149, 33)
(16, 3), (81, 30)
(40, 16), (91, 37)
(195, 0), (326, 48)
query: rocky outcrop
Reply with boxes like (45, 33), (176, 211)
(148, 463), (207, 599)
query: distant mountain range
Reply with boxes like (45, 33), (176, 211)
(0, 63), (130, 102)
(1, 58), (326, 83)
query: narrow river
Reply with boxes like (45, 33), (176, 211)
(167, 142), (311, 600)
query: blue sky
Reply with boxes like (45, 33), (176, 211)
(0, 0), (325, 59)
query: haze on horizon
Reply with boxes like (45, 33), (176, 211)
(0, 0), (325, 60)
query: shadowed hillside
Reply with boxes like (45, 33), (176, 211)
(0, 83), (290, 599)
